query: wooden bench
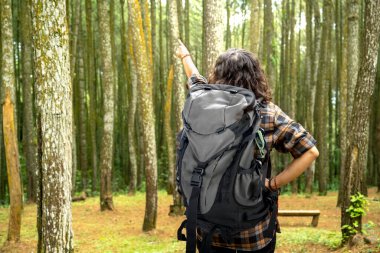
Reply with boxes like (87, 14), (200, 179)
(278, 210), (320, 227)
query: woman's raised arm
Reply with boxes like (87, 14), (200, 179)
(176, 40), (199, 78)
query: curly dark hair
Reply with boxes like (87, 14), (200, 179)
(208, 48), (272, 102)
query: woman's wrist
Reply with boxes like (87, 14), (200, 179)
(267, 176), (279, 191)
(181, 54), (191, 60)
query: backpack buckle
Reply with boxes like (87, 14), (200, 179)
(191, 168), (205, 187)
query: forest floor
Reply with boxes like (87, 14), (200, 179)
(0, 188), (379, 253)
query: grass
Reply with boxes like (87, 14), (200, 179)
(0, 189), (380, 252)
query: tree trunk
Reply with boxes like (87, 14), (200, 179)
(312, 0), (321, 126)
(314, 0), (332, 196)
(341, 0), (380, 243)
(263, 0), (276, 97)
(338, 1), (349, 206)
(120, 0), (137, 194)
(20, 0), (37, 203)
(98, 0), (115, 211)
(184, 0), (190, 47)
(376, 61), (380, 192)
(226, 0), (231, 50)
(85, 0), (98, 193)
(250, 0), (262, 54)
(78, 30), (88, 192)
(289, 0), (298, 194)
(127, 54), (138, 194)
(69, 0), (80, 197)
(304, 0), (314, 195)
(1, 0), (22, 243)
(346, 0), (360, 119)
(176, 0), (184, 39)
(168, 0), (186, 216)
(202, 0), (224, 76)
(164, 66), (175, 195)
(127, 0), (158, 231)
(3, 93), (22, 244)
(32, 1), (74, 251)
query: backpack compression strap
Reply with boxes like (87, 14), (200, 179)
(186, 164), (207, 253)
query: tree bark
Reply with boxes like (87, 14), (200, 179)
(164, 66), (175, 195)
(202, 0), (224, 76)
(120, 0), (137, 194)
(85, 0), (98, 193)
(289, 0), (298, 194)
(69, 0), (80, 197)
(250, 0), (262, 54)
(127, 48), (138, 194)
(78, 30), (88, 192)
(263, 0), (276, 96)
(20, 0), (37, 203)
(376, 59), (380, 192)
(226, 0), (231, 50)
(127, 0), (158, 231)
(168, 0), (186, 216)
(304, 0), (314, 195)
(338, 1), (349, 206)
(184, 0), (190, 47)
(32, 1), (74, 251)
(314, 0), (332, 196)
(346, 0), (360, 119)
(341, 0), (380, 243)
(3, 93), (22, 244)
(1, 0), (22, 243)
(98, 0), (115, 211)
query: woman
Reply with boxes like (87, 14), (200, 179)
(176, 41), (319, 252)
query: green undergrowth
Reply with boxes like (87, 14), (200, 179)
(75, 235), (184, 253)
(277, 227), (341, 250)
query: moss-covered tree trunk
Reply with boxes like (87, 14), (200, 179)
(249, 0), (262, 54)
(1, 0), (22, 244)
(226, 0), (231, 50)
(341, 0), (380, 243)
(127, 0), (158, 231)
(164, 66), (175, 196)
(168, 0), (185, 216)
(98, 0), (115, 211)
(202, 0), (224, 76)
(123, 11), (138, 193)
(184, 0), (190, 47)
(32, 1), (74, 251)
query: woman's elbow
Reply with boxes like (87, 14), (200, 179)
(309, 146), (319, 159)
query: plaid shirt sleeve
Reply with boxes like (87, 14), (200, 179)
(271, 103), (317, 158)
(187, 73), (208, 88)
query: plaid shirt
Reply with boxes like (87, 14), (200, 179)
(188, 74), (317, 251)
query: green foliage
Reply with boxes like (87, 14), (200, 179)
(341, 192), (369, 239)
(346, 192), (368, 218)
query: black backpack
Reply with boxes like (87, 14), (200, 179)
(176, 83), (278, 252)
